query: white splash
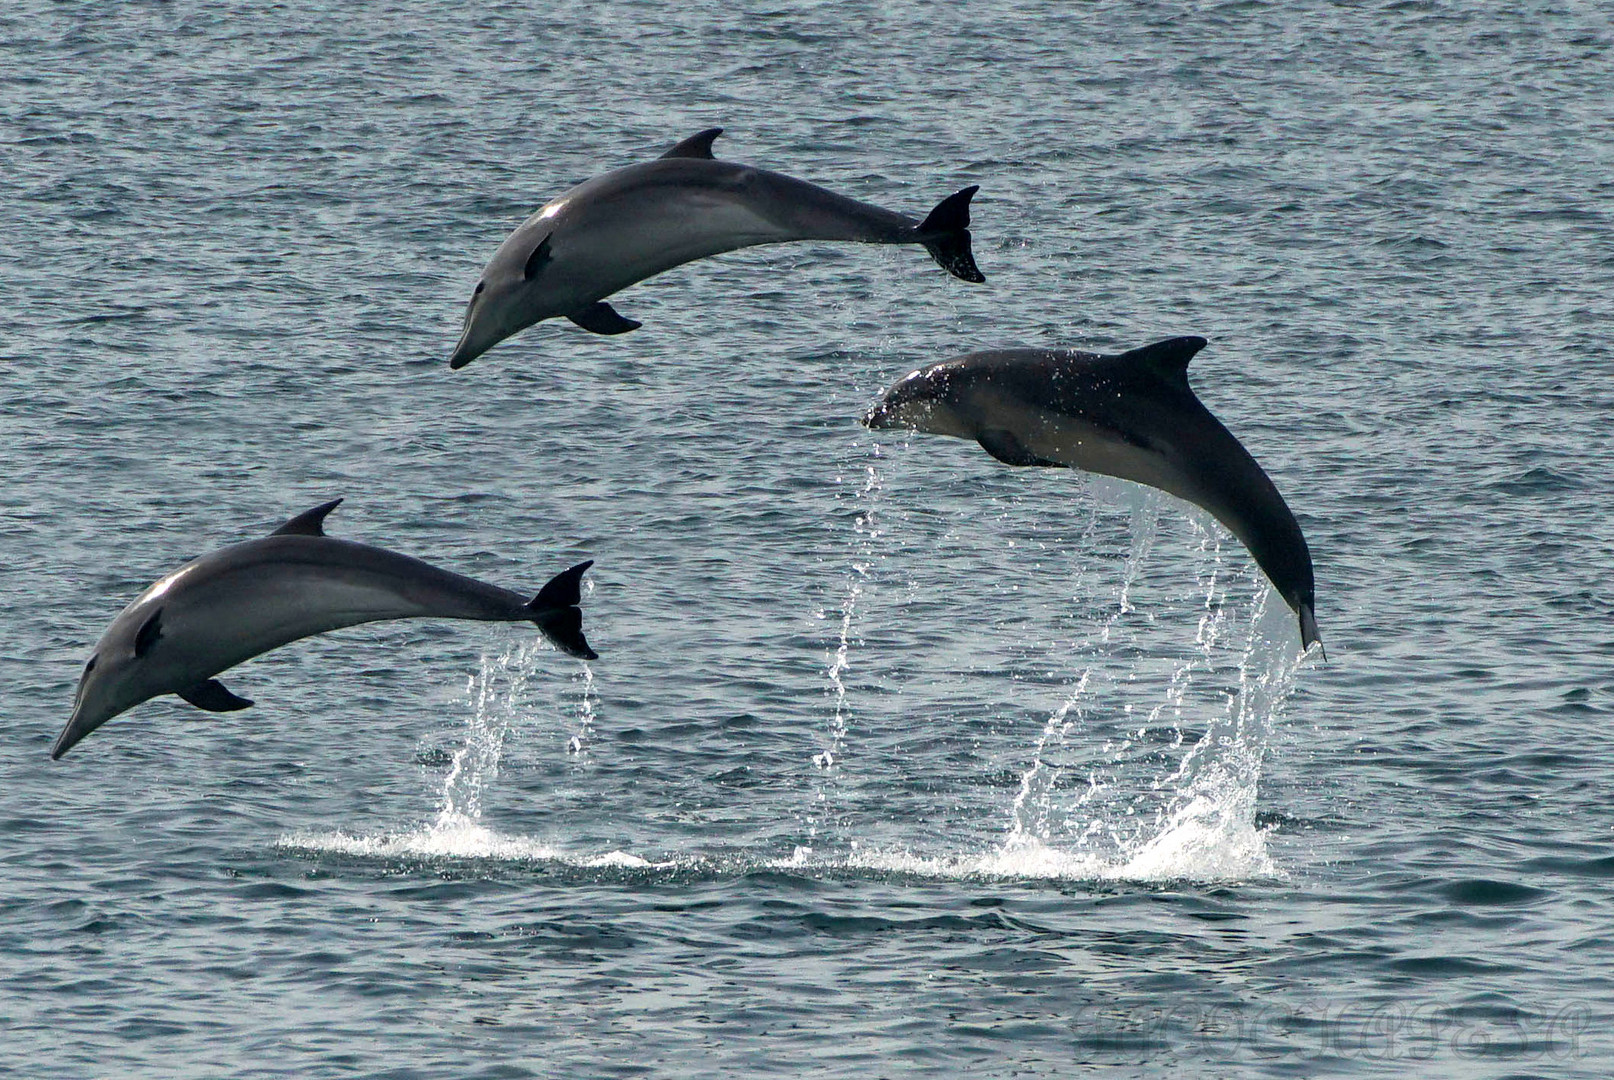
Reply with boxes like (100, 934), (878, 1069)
(278, 639), (655, 869)
(990, 497), (1303, 884)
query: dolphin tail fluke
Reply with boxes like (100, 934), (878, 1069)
(1299, 604), (1324, 660)
(916, 186), (985, 283)
(527, 560), (598, 660)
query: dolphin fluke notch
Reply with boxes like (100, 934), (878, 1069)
(916, 186), (985, 283)
(527, 560), (597, 660)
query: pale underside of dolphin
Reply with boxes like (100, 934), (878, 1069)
(449, 127), (985, 369)
(863, 336), (1322, 652)
(51, 500), (596, 760)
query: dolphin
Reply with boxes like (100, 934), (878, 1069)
(51, 499), (597, 760)
(448, 127), (985, 369)
(863, 336), (1322, 651)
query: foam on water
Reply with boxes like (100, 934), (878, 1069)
(276, 820), (660, 868)
(772, 825), (1271, 884)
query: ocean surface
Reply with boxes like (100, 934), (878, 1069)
(3, 1), (1612, 1076)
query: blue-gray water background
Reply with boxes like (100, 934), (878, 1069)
(3, 1), (1612, 1076)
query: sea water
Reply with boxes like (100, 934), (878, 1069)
(3, 1), (1612, 1075)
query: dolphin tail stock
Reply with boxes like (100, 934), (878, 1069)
(915, 186), (985, 283)
(525, 560), (598, 660)
(1298, 603), (1325, 660)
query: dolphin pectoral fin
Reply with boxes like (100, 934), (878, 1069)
(977, 429), (1064, 468)
(523, 234), (553, 281)
(568, 302), (642, 335)
(176, 679), (255, 713)
(660, 127), (723, 160)
(271, 498), (343, 537)
(916, 186), (985, 283)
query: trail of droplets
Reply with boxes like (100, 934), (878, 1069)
(1004, 493), (1163, 847)
(279, 639), (618, 864)
(566, 663), (597, 758)
(996, 495), (1305, 880)
(437, 637), (545, 827)
(805, 450), (883, 850)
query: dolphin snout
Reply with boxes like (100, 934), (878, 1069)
(448, 317), (504, 370)
(864, 398), (931, 431)
(862, 402), (894, 429)
(448, 336), (483, 370)
(50, 708), (94, 760)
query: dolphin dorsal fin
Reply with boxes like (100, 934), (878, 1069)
(271, 498), (343, 537)
(1119, 336), (1208, 389)
(660, 128), (723, 160)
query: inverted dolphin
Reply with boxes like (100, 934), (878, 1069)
(51, 499), (597, 760)
(449, 127), (985, 369)
(863, 336), (1322, 652)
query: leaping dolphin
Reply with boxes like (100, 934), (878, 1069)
(51, 500), (597, 760)
(863, 337), (1322, 652)
(448, 127), (985, 369)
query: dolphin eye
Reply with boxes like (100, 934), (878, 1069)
(473, 281), (486, 296)
(84, 656), (98, 674)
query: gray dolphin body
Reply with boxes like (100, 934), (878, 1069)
(51, 500), (597, 760)
(449, 127), (985, 369)
(863, 337), (1321, 651)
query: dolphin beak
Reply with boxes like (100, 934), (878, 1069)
(862, 402), (894, 429)
(449, 312), (502, 369)
(50, 708), (93, 760)
(448, 332), (483, 370)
